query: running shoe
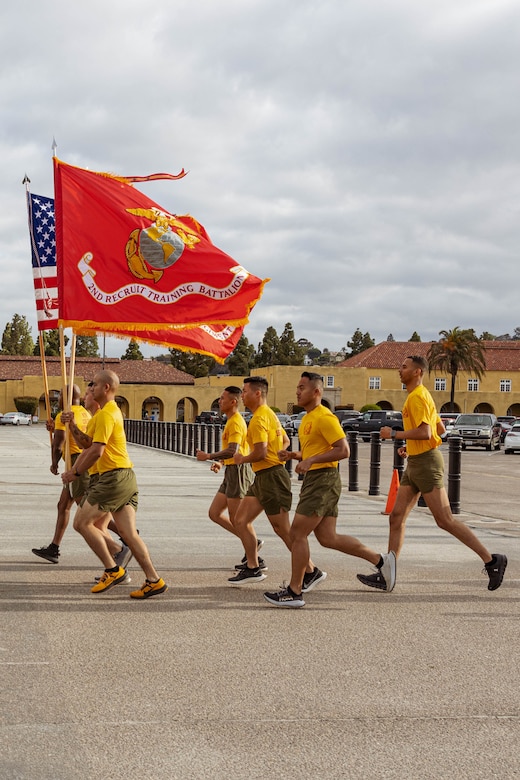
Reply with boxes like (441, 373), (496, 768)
(91, 567), (127, 593)
(228, 566), (266, 585)
(130, 578), (168, 599)
(114, 543), (133, 570)
(264, 586), (305, 608)
(484, 553), (507, 591)
(31, 544), (59, 564)
(301, 567), (327, 593)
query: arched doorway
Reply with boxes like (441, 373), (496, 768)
(142, 396), (163, 421)
(39, 390), (60, 420)
(116, 395), (129, 418)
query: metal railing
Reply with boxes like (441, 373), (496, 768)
(124, 419), (223, 458)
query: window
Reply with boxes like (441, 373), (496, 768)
(325, 375), (334, 388)
(434, 378), (446, 391)
(500, 379), (512, 392)
(369, 376), (381, 390)
(467, 379), (479, 392)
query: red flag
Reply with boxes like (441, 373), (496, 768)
(76, 322), (244, 363)
(54, 159), (268, 335)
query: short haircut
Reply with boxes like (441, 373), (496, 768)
(407, 355), (428, 373)
(244, 376), (269, 395)
(96, 369), (120, 392)
(224, 385), (242, 399)
(301, 371), (323, 388)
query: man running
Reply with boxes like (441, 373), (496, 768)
(357, 355), (507, 591)
(264, 371), (395, 607)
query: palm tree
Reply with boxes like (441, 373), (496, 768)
(427, 327), (486, 412)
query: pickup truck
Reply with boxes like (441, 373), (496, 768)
(341, 410), (403, 442)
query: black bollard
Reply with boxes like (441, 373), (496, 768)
(368, 431), (381, 496)
(347, 431), (359, 491)
(448, 435), (462, 514)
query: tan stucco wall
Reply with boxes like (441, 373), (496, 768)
(2, 364), (520, 422)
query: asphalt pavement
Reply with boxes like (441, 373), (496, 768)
(1, 425), (519, 780)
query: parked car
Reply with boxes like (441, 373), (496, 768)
(334, 410), (361, 424)
(291, 410), (307, 433)
(0, 411), (32, 426)
(447, 413), (501, 451)
(195, 411), (223, 424)
(497, 416), (518, 442)
(342, 410), (403, 442)
(276, 413), (295, 435)
(504, 422), (520, 454)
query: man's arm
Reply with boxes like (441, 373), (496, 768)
(50, 430), (65, 474)
(196, 442), (238, 462)
(233, 441), (267, 465)
(60, 411), (93, 450)
(380, 422), (431, 441)
(61, 442), (105, 483)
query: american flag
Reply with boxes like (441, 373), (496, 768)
(27, 192), (59, 330)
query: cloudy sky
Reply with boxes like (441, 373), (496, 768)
(2, 0), (520, 358)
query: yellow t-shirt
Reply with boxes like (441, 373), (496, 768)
(222, 412), (249, 466)
(402, 384), (442, 456)
(298, 405), (345, 470)
(90, 400), (133, 473)
(247, 405), (285, 473)
(55, 405), (91, 456)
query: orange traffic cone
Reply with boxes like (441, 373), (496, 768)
(381, 469), (400, 515)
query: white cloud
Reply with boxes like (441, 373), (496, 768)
(1, 0), (520, 361)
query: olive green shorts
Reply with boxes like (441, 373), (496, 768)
(69, 453), (89, 502)
(400, 448), (445, 494)
(82, 467), (139, 513)
(218, 463), (255, 499)
(246, 465), (292, 515)
(296, 467), (341, 518)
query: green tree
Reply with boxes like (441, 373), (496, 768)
(169, 348), (215, 378)
(278, 323), (305, 365)
(408, 331), (421, 342)
(226, 334), (255, 375)
(1, 314), (34, 355)
(346, 328), (375, 358)
(33, 329), (67, 356)
(317, 348), (331, 366)
(121, 339), (144, 360)
(75, 336), (100, 357)
(428, 327), (486, 412)
(255, 326), (281, 367)
(307, 346), (322, 362)
(479, 331), (496, 341)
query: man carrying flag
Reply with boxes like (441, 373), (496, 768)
(61, 369), (167, 599)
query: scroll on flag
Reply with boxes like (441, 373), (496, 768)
(54, 158), (268, 336)
(27, 193), (246, 361)
(27, 193), (59, 330)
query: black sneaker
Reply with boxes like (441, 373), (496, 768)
(356, 570), (386, 590)
(228, 566), (266, 585)
(263, 586), (305, 608)
(301, 567), (327, 593)
(234, 557), (268, 572)
(32, 545), (59, 564)
(484, 553), (507, 591)
(238, 538), (264, 566)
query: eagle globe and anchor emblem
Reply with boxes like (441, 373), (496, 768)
(125, 208), (200, 283)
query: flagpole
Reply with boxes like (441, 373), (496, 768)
(59, 325), (72, 473)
